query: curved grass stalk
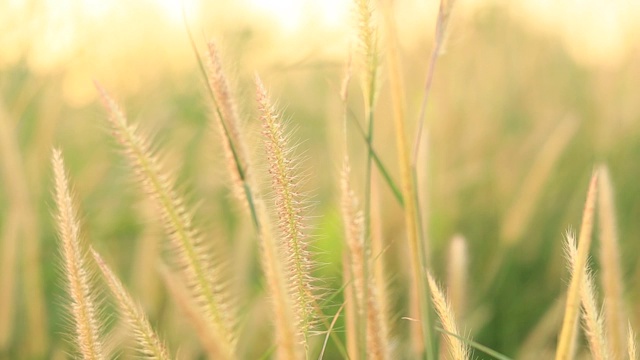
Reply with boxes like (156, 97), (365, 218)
(95, 85), (236, 359)
(52, 149), (105, 360)
(91, 249), (170, 360)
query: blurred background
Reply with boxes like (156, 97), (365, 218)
(1, 0), (640, 358)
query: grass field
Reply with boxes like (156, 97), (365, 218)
(1, 0), (640, 359)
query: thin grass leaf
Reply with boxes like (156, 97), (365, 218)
(318, 303), (345, 360)
(435, 326), (511, 360)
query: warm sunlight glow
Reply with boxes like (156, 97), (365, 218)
(1, 0), (639, 106)
(247, 0), (350, 32)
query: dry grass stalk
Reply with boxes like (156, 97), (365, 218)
(341, 161), (366, 314)
(91, 249), (170, 359)
(518, 296), (565, 358)
(597, 165), (627, 358)
(256, 76), (317, 342)
(52, 149), (105, 360)
(412, 0), (457, 162)
(158, 266), (220, 358)
(343, 253), (360, 360)
(205, 41), (251, 207)
(447, 235), (467, 322)
(556, 171), (599, 360)
(0, 212), (19, 348)
(95, 84), (236, 359)
(0, 103), (47, 355)
(427, 272), (469, 360)
(255, 199), (303, 359)
(370, 176), (392, 356)
(564, 233), (610, 360)
(381, 0), (431, 355)
(341, 161), (389, 360)
(131, 204), (163, 315)
(502, 118), (578, 245)
(629, 323), (637, 360)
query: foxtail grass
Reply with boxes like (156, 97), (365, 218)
(52, 149), (105, 360)
(427, 272), (469, 360)
(95, 84), (237, 359)
(564, 232), (610, 360)
(352, 0), (381, 353)
(556, 170), (599, 360)
(256, 75), (318, 349)
(255, 199), (303, 359)
(91, 249), (170, 360)
(597, 165), (627, 358)
(204, 41), (252, 210)
(341, 160), (389, 360)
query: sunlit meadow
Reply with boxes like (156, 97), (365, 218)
(1, 0), (640, 359)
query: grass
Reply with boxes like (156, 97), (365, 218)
(1, 0), (640, 359)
